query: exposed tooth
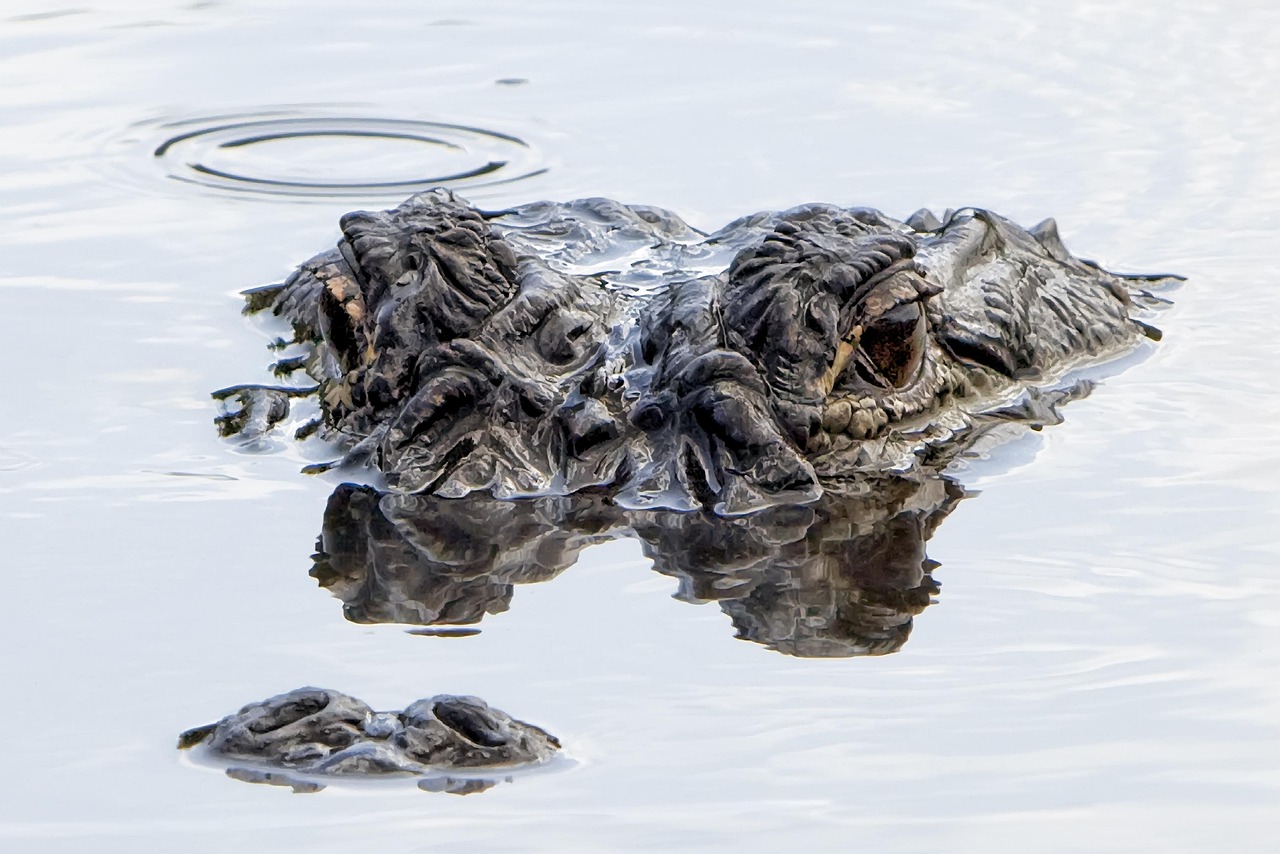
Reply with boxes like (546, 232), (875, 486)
(821, 335), (858, 395)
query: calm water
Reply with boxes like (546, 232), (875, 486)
(3, 1), (1278, 851)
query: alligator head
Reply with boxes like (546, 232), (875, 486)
(219, 190), (1176, 514)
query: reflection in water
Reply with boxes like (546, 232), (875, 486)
(312, 486), (620, 627)
(311, 472), (961, 657)
(218, 762), (509, 796)
(142, 112), (546, 198)
(636, 477), (956, 657)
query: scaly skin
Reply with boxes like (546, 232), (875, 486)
(220, 190), (1175, 514)
(179, 688), (561, 792)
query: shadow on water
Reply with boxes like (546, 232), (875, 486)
(312, 472), (961, 659)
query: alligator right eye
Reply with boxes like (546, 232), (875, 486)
(856, 301), (925, 389)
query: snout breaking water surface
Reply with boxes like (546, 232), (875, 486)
(2, 1), (1279, 852)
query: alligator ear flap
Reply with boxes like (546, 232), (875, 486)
(1029, 218), (1074, 264)
(938, 331), (1020, 380)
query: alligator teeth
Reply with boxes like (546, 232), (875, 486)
(820, 331), (860, 395)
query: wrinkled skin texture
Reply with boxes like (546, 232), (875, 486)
(179, 688), (560, 793)
(220, 190), (1174, 515)
(196, 194), (1176, 790)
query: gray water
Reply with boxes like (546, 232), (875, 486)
(2, 1), (1278, 851)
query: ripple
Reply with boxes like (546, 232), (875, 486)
(145, 112), (546, 199)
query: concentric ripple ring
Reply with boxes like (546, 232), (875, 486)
(150, 114), (546, 198)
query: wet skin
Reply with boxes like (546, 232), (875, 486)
(197, 190), (1176, 786)
(179, 688), (560, 793)
(220, 190), (1176, 515)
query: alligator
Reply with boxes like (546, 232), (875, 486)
(200, 191), (1174, 787)
(179, 687), (561, 794)
(218, 190), (1176, 515)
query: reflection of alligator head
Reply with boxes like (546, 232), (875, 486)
(634, 475), (958, 657)
(312, 468), (963, 658)
(218, 190), (1176, 515)
(179, 687), (561, 795)
(312, 484), (618, 627)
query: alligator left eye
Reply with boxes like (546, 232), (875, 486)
(857, 301), (925, 389)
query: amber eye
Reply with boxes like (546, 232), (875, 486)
(855, 301), (925, 389)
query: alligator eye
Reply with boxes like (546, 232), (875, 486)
(855, 301), (925, 389)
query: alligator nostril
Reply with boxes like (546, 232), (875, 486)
(432, 700), (508, 748)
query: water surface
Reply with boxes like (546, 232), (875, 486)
(2, 1), (1278, 851)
